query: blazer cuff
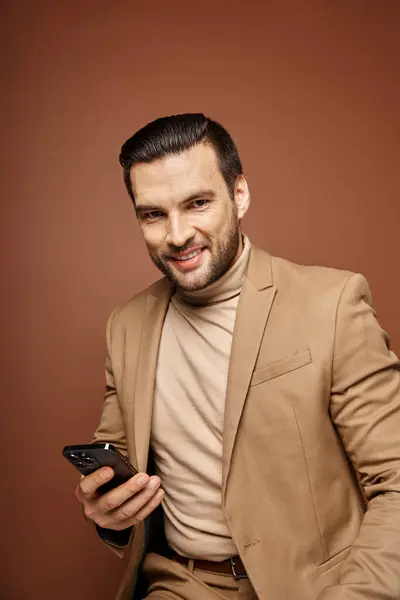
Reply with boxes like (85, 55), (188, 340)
(95, 524), (133, 548)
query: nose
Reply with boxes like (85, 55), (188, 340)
(165, 212), (195, 248)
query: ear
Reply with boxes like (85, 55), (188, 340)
(234, 175), (250, 219)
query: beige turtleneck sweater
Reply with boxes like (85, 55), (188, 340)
(151, 236), (251, 561)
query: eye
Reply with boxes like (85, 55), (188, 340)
(144, 210), (164, 221)
(191, 199), (209, 209)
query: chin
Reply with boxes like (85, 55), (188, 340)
(175, 278), (206, 292)
(174, 270), (211, 292)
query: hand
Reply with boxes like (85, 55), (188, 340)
(76, 467), (165, 531)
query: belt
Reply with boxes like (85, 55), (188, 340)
(172, 552), (248, 580)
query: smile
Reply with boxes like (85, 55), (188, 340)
(167, 247), (206, 272)
(173, 249), (203, 262)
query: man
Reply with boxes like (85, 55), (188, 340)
(75, 113), (400, 600)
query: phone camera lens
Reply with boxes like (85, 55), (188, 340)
(80, 453), (95, 465)
(69, 454), (79, 462)
(76, 461), (87, 469)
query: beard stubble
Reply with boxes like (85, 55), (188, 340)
(149, 211), (241, 292)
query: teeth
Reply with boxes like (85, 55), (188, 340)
(175, 249), (202, 261)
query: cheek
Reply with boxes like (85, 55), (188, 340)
(212, 208), (236, 239)
(193, 206), (232, 236)
(141, 225), (166, 250)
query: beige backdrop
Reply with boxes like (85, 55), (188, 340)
(2, 1), (399, 599)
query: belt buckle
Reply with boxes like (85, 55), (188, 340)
(230, 557), (246, 580)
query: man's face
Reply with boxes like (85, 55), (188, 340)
(130, 143), (250, 291)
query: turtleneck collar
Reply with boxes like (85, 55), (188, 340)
(173, 234), (250, 306)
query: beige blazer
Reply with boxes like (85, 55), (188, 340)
(92, 244), (400, 600)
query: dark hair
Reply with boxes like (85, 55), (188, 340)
(119, 113), (243, 202)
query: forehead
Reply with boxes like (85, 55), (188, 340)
(130, 143), (224, 205)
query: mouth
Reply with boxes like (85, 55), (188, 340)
(166, 247), (207, 271)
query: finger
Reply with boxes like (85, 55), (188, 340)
(98, 472), (152, 513)
(131, 488), (165, 524)
(109, 488), (165, 531)
(76, 467), (114, 501)
(112, 476), (162, 521)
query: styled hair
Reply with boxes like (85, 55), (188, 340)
(119, 113), (243, 202)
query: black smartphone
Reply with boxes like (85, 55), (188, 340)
(63, 443), (138, 494)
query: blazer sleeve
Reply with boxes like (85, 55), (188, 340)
(318, 274), (400, 600)
(88, 308), (133, 558)
(92, 308), (128, 453)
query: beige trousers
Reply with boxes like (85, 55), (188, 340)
(142, 553), (259, 600)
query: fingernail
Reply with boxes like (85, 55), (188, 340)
(137, 475), (149, 485)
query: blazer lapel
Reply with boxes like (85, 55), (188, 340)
(222, 245), (276, 496)
(132, 279), (172, 472)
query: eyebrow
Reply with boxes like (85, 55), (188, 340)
(135, 189), (216, 215)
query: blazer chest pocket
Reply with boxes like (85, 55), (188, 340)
(250, 349), (312, 387)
